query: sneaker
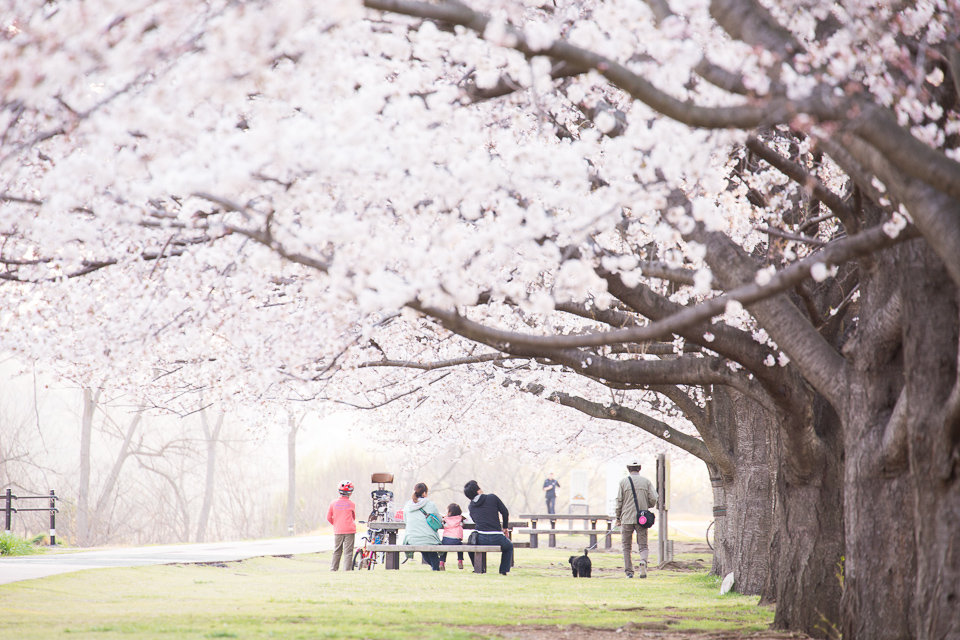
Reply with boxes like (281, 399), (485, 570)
(639, 562), (647, 579)
(499, 572), (508, 576)
(458, 560), (464, 570)
(626, 573), (634, 578)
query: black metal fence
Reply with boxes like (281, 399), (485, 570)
(3, 488), (59, 545)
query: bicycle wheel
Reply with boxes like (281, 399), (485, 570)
(352, 549), (364, 570)
(706, 520), (715, 551)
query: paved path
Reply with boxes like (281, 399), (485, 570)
(0, 535), (333, 585)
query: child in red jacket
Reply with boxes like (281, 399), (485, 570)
(327, 481), (357, 571)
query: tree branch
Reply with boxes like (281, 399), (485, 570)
(688, 222), (854, 410)
(513, 380), (714, 463)
(358, 353), (522, 370)
(837, 132), (960, 287)
(363, 0), (839, 130)
(651, 384), (738, 479)
(878, 386), (909, 474)
(852, 103), (960, 204)
(407, 222), (912, 358)
(746, 135), (857, 232)
(640, 0), (749, 95)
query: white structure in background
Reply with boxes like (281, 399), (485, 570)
(569, 469), (589, 517)
(605, 461), (625, 516)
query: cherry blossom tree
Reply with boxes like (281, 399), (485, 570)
(1, 1), (958, 639)
(351, 316), (776, 596)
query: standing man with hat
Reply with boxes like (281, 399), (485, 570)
(615, 459), (657, 578)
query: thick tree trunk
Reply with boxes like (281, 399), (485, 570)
(842, 241), (960, 639)
(769, 397), (845, 638)
(900, 245), (960, 640)
(707, 387), (774, 597)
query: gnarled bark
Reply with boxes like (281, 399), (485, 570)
(706, 386), (775, 598)
(842, 239), (959, 640)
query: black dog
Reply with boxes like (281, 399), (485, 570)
(569, 548), (592, 578)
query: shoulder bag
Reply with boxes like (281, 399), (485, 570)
(423, 509), (443, 531)
(628, 477), (656, 529)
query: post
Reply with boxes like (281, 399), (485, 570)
(49, 490), (57, 545)
(385, 528), (399, 569)
(657, 454), (672, 564)
(4, 489), (11, 534)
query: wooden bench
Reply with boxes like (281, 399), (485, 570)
(362, 520), (529, 568)
(369, 544), (505, 573)
(516, 514), (616, 549)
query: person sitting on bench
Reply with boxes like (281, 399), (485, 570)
(463, 480), (513, 576)
(402, 482), (442, 571)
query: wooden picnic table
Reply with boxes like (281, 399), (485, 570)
(516, 514), (616, 549)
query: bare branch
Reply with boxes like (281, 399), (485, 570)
(223, 223), (331, 273)
(358, 353), (522, 370)
(756, 225), (827, 246)
(0, 193), (44, 206)
(746, 135), (857, 232)
(636, 261), (720, 289)
(648, 385), (706, 428)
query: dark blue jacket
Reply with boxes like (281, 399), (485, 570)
(468, 493), (509, 533)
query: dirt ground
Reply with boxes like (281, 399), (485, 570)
(464, 625), (808, 640)
(461, 541), (808, 640)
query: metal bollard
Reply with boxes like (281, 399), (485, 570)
(4, 488), (11, 534)
(49, 490), (58, 545)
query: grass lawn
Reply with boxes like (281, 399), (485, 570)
(0, 547), (775, 640)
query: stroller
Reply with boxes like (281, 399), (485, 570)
(353, 473), (395, 570)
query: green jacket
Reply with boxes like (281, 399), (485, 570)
(402, 498), (441, 545)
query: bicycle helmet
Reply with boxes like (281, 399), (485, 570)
(338, 481), (354, 495)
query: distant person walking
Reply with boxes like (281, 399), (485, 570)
(615, 459), (657, 578)
(464, 480), (513, 575)
(402, 482), (443, 571)
(542, 472), (560, 514)
(327, 481), (357, 571)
